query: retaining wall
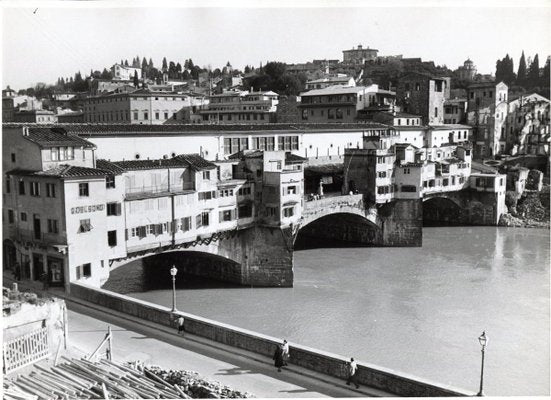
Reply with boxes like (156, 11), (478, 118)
(70, 282), (472, 397)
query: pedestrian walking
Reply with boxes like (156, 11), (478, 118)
(14, 263), (21, 281)
(40, 272), (49, 291)
(346, 357), (360, 389)
(281, 339), (290, 366)
(273, 344), (284, 372)
(176, 315), (185, 336)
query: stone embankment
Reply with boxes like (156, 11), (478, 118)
(500, 185), (550, 229)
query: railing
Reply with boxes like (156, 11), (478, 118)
(3, 327), (49, 374)
(125, 182), (195, 198)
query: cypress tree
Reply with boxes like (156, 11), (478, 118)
(517, 51), (527, 85)
(528, 54), (540, 86)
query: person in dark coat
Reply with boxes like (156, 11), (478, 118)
(273, 344), (284, 372)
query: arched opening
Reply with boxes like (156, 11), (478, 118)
(423, 197), (464, 226)
(295, 213), (380, 250)
(102, 251), (242, 294)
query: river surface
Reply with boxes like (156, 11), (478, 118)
(128, 227), (550, 396)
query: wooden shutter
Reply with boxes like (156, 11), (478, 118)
(116, 203), (122, 216)
(76, 266), (81, 280)
(125, 229), (128, 240)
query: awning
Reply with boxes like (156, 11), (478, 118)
(282, 200), (299, 206)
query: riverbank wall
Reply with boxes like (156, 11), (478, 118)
(70, 282), (472, 397)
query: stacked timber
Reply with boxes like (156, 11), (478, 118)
(3, 358), (254, 399)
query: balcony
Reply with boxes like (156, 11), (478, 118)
(125, 182), (195, 200)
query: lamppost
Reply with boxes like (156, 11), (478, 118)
(477, 331), (488, 396)
(170, 266), (178, 312)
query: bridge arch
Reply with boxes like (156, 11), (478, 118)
(295, 212), (382, 250)
(422, 195), (465, 226)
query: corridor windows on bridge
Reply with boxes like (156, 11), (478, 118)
(199, 191), (216, 200)
(79, 183), (89, 197)
(106, 202), (122, 216)
(237, 186), (251, 196)
(266, 206), (277, 217)
(219, 209), (236, 222)
(196, 211), (210, 228)
(78, 219), (92, 233)
(219, 189), (234, 197)
(238, 204), (252, 218)
(283, 206), (294, 218)
(107, 230), (117, 247)
(181, 217), (191, 232)
(403, 168), (410, 174)
(377, 171), (387, 178)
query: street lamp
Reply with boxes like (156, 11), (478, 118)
(477, 331), (488, 396)
(170, 266), (178, 312)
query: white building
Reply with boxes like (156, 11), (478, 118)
(111, 64), (142, 81)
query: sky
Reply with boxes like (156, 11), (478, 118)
(1, 0), (551, 90)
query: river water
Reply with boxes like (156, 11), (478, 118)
(128, 227), (550, 396)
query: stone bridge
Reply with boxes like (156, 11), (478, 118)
(103, 195), (424, 291)
(423, 189), (504, 225)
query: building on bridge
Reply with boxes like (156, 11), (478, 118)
(466, 81), (508, 158)
(3, 125), (306, 291)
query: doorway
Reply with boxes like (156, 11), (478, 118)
(32, 253), (44, 281)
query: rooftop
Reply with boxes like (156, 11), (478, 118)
(429, 124), (472, 130)
(100, 154), (216, 171)
(7, 165), (109, 179)
(3, 122), (393, 136)
(19, 126), (96, 149)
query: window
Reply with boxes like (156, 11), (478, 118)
(203, 170), (210, 180)
(21, 212), (27, 222)
(155, 112), (159, 120)
(30, 181), (40, 197)
(106, 202), (122, 216)
(19, 180), (25, 195)
(198, 191), (215, 200)
(51, 148), (59, 161)
(219, 209), (235, 222)
(144, 112), (149, 120)
(328, 109), (335, 119)
(8, 209), (14, 224)
(82, 263), (91, 278)
(6, 178), (10, 194)
(403, 168), (410, 174)
(181, 216), (191, 232)
(46, 183), (56, 198)
(197, 211), (209, 227)
(267, 206), (277, 217)
(78, 219), (92, 233)
(106, 175), (115, 189)
(336, 108), (343, 119)
(286, 185), (297, 195)
(434, 107), (438, 118)
(283, 206), (294, 218)
(11, 153), (16, 163)
(133, 112), (138, 120)
(377, 171), (386, 178)
(238, 186), (251, 196)
(79, 183), (89, 197)
(108, 230), (117, 247)
(47, 219), (59, 234)
(164, 112), (169, 119)
(238, 204), (252, 218)
(401, 185), (417, 192)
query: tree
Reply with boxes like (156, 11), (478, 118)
(101, 68), (112, 80)
(182, 70), (190, 80)
(133, 70), (139, 88)
(495, 54), (515, 85)
(148, 58), (154, 70)
(528, 54), (540, 86)
(162, 57), (168, 72)
(541, 57), (550, 90)
(124, 59), (129, 66)
(244, 65), (251, 74)
(142, 57), (148, 71)
(517, 51), (527, 85)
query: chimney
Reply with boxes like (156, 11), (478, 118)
(22, 126), (29, 136)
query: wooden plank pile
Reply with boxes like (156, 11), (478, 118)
(3, 357), (191, 399)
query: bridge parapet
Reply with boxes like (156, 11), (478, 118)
(302, 194), (381, 228)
